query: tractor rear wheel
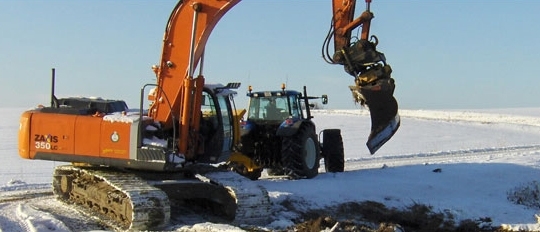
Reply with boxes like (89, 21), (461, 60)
(322, 129), (345, 172)
(281, 123), (320, 179)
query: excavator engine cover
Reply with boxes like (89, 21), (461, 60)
(350, 64), (400, 154)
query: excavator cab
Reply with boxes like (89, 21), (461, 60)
(197, 83), (242, 163)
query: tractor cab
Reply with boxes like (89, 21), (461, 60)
(245, 84), (327, 123)
(246, 90), (302, 122)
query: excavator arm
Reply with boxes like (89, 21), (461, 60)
(332, 0), (373, 52)
(325, 0), (400, 154)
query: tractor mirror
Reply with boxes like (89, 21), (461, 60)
(321, 95), (328, 104)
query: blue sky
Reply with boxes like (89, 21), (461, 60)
(1, 1), (540, 110)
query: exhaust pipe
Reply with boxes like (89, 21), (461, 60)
(51, 68), (58, 108)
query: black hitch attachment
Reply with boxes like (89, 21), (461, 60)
(350, 64), (400, 154)
(337, 38), (384, 77)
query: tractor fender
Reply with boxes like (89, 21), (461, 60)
(276, 118), (315, 137)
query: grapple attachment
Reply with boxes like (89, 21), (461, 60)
(331, 36), (400, 154)
(350, 64), (400, 154)
(325, 0), (400, 154)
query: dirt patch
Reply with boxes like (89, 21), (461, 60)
(265, 200), (504, 232)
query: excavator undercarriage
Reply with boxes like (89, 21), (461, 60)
(52, 164), (271, 230)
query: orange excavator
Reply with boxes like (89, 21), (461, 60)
(18, 0), (399, 230)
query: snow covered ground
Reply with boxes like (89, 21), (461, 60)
(1, 107), (540, 231)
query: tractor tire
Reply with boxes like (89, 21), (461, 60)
(322, 129), (345, 172)
(281, 123), (320, 179)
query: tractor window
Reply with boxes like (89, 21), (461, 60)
(289, 95), (303, 119)
(263, 97), (288, 120)
(247, 98), (261, 120)
(248, 96), (290, 121)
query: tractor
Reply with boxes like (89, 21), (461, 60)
(232, 84), (345, 180)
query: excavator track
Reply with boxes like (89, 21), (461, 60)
(202, 171), (272, 225)
(52, 165), (272, 230)
(52, 165), (171, 230)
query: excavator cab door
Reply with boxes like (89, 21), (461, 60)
(199, 87), (237, 163)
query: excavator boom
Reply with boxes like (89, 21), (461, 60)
(148, 0), (240, 159)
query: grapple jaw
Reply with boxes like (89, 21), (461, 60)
(366, 113), (400, 154)
(350, 64), (400, 154)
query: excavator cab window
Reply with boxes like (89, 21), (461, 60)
(201, 93), (218, 130)
(199, 88), (236, 162)
(217, 96), (234, 153)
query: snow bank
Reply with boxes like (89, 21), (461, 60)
(16, 204), (70, 232)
